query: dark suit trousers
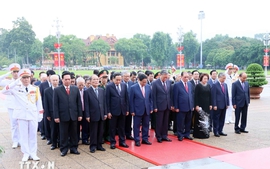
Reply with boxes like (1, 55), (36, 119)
(81, 115), (90, 142)
(150, 113), (156, 129)
(155, 109), (170, 139)
(77, 111), (90, 142)
(133, 111), (150, 142)
(38, 119), (44, 136)
(110, 114), (126, 145)
(89, 120), (104, 149)
(50, 119), (59, 147)
(234, 104), (248, 131)
(103, 119), (110, 141)
(44, 114), (51, 140)
(213, 108), (226, 134)
(177, 111), (192, 138)
(59, 120), (78, 153)
(125, 113), (132, 137)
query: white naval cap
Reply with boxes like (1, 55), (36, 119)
(18, 69), (31, 77)
(9, 63), (21, 71)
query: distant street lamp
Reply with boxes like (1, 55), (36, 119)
(52, 18), (62, 75)
(198, 11), (205, 69)
(177, 26), (184, 73)
(263, 33), (270, 76)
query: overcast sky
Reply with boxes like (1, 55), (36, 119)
(1, 0), (269, 42)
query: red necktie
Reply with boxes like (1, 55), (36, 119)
(66, 87), (70, 95)
(141, 86), (145, 97)
(163, 82), (167, 91)
(185, 82), (188, 92)
(221, 84), (225, 93)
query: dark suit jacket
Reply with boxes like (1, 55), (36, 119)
(53, 85), (82, 121)
(44, 87), (54, 118)
(211, 82), (229, 109)
(129, 84), (153, 116)
(232, 80), (250, 107)
(208, 78), (217, 88)
(106, 82), (129, 116)
(173, 81), (194, 112)
(152, 79), (172, 111)
(39, 81), (50, 107)
(34, 80), (41, 86)
(84, 87), (107, 121)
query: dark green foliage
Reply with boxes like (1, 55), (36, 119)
(246, 63), (268, 87)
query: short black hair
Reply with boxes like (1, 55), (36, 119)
(210, 70), (217, 75)
(62, 71), (71, 79)
(113, 72), (122, 79)
(130, 71), (137, 77)
(39, 71), (45, 76)
(192, 70), (199, 75)
(154, 72), (160, 79)
(145, 71), (154, 76)
(46, 70), (56, 76)
(199, 73), (209, 81)
(70, 72), (75, 79)
(137, 70), (144, 74)
(31, 70), (35, 75)
(93, 69), (99, 75)
(181, 71), (187, 76)
(138, 73), (147, 81)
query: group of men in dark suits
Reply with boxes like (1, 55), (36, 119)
(35, 68), (250, 157)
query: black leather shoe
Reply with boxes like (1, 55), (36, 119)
(41, 135), (46, 140)
(47, 140), (52, 145)
(219, 132), (227, 136)
(178, 137), (183, 141)
(126, 136), (134, 140)
(60, 152), (67, 157)
(162, 137), (172, 142)
(50, 145), (56, 150)
(240, 130), (249, 133)
(110, 144), (116, 149)
(82, 141), (90, 145)
(70, 150), (80, 155)
(97, 147), (106, 151)
(90, 148), (95, 153)
(157, 138), (162, 143)
(135, 141), (141, 147)
(142, 140), (152, 145)
(214, 134), (220, 137)
(119, 143), (129, 148)
(184, 136), (193, 140)
(235, 130), (241, 134)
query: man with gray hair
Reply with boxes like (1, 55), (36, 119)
(122, 71), (136, 140)
(76, 77), (90, 145)
(211, 72), (229, 137)
(152, 70), (173, 143)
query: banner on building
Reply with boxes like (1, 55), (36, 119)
(177, 54), (185, 67)
(54, 52), (65, 67)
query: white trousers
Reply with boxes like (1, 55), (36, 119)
(8, 108), (20, 143)
(225, 97), (233, 122)
(18, 119), (37, 156)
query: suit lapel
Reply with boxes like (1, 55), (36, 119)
(90, 87), (98, 101)
(137, 84), (144, 98)
(61, 85), (68, 96)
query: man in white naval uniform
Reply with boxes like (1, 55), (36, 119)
(225, 66), (234, 124)
(0, 63), (21, 148)
(2, 69), (43, 162)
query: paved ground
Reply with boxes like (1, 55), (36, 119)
(0, 78), (269, 169)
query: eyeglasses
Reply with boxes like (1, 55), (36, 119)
(13, 71), (19, 73)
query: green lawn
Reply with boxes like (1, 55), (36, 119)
(0, 68), (269, 79)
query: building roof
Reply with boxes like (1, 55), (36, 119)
(83, 34), (118, 47)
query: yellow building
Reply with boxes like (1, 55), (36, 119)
(83, 34), (124, 66)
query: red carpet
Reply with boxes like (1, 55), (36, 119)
(109, 130), (232, 165)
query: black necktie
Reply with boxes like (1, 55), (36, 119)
(116, 85), (121, 95)
(25, 87), (28, 92)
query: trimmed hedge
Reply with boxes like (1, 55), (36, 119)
(246, 63), (268, 87)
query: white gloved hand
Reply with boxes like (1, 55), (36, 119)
(38, 113), (43, 122)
